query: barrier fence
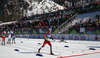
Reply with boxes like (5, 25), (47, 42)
(15, 34), (100, 41)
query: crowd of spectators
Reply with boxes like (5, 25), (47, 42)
(69, 13), (100, 34)
(0, 8), (74, 34)
(0, 0), (100, 34)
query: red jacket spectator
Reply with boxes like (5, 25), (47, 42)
(64, 14), (66, 17)
(35, 26), (37, 29)
(43, 24), (45, 27)
(98, 2), (100, 4)
(46, 22), (48, 26)
(67, 16), (70, 19)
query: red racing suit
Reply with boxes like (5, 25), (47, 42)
(42, 33), (53, 47)
(2, 36), (5, 41)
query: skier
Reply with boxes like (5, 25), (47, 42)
(1, 31), (6, 45)
(38, 30), (54, 55)
(1, 34), (5, 45)
(12, 34), (16, 44)
(7, 31), (12, 44)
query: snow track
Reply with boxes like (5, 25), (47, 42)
(0, 38), (100, 58)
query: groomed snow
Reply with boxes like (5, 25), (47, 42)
(0, 38), (100, 58)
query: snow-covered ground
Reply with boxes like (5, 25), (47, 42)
(0, 38), (100, 58)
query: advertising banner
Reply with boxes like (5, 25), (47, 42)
(80, 34), (86, 40)
(33, 34), (38, 38)
(22, 35), (29, 38)
(89, 34), (95, 40)
(29, 34), (34, 38)
(74, 34), (79, 40)
(98, 34), (100, 40)
(68, 34), (74, 40)
(15, 35), (23, 38)
(52, 34), (57, 39)
(39, 34), (45, 39)
(61, 34), (66, 39)
(57, 34), (61, 39)
(15, 34), (100, 41)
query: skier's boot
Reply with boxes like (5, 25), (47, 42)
(38, 49), (40, 53)
(50, 52), (54, 55)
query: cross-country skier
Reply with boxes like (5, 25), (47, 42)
(1, 34), (5, 45)
(12, 34), (16, 44)
(1, 31), (6, 45)
(7, 31), (12, 44)
(38, 30), (54, 55)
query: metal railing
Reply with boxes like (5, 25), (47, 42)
(57, 13), (78, 34)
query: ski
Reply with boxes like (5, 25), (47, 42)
(37, 52), (59, 56)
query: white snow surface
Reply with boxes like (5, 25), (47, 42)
(0, 38), (100, 58)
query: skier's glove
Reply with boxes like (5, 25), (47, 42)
(52, 38), (54, 40)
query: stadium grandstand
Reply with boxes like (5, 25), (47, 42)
(0, 0), (100, 35)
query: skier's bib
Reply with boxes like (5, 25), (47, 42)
(45, 34), (51, 41)
(47, 34), (51, 38)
